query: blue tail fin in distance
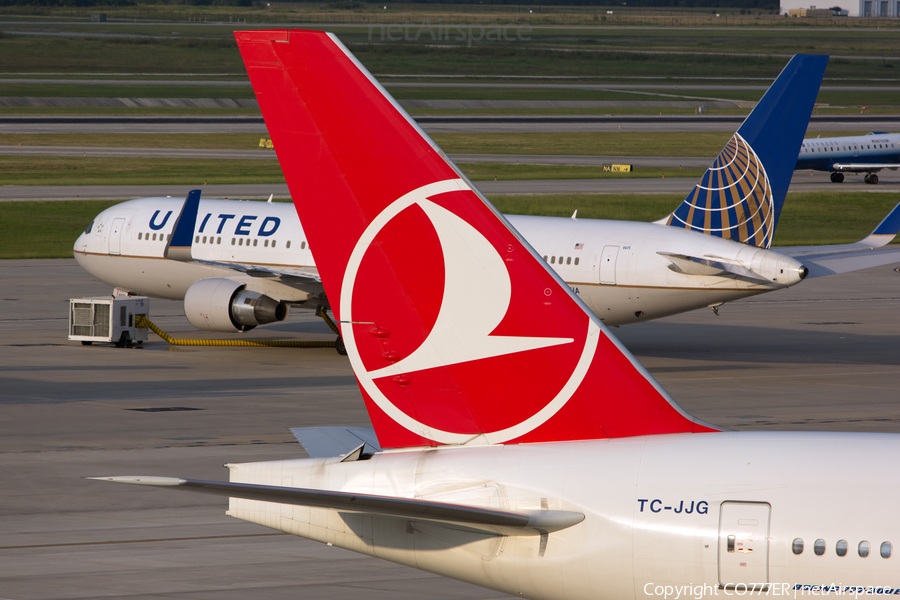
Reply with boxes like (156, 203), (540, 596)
(665, 55), (828, 249)
(859, 199), (900, 248)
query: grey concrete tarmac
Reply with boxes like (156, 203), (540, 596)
(2, 258), (899, 599)
(0, 146), (713, 169)
(2, 116), (896, 134)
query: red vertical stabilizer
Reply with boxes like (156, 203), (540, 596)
(235, 30), (717, 449)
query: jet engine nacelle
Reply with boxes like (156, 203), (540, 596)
(184, 278), (287, 333)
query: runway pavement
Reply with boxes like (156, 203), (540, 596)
(0, 171), (896, 201)
(2, 258), (899, 599)
(0, 145), (715, 169)
(2, 115), (898, 134)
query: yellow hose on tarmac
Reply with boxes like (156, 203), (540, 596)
(135, 315), (336, 348)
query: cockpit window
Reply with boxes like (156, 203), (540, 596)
(84, 220), (94, 234)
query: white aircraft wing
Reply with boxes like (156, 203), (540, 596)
(779, 200), (900, 278)
(88, 476), (584, 537)
(192, 258), (321, 282)
(657, 252), (773, 283)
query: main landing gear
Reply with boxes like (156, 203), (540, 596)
(830, 172), (844, 183)
(316, 305), (348, 356)
(865, 173), (879, 185)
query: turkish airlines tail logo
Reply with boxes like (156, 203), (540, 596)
(236, 29), (717, 448)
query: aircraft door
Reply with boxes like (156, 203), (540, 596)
(718, 502), (770, 589)
(599, 245), (619, 285)
(108, 217), (125, 256)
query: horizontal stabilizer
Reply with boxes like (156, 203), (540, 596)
(88, 476), (584, 536)
(796, 247), (900, 278)
(658, 252), (770, 283)
(781, 200), (900, 277)
(290, 426), (382, 458)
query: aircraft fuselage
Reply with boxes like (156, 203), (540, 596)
(74, 198), (805, 327)
(227, 431), (900, 600)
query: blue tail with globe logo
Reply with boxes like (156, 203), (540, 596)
(665, 54), (828, 249)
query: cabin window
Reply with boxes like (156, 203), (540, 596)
(543, 255), (548, 261)
(264, 240), (269, 247)
(574, 257), (580, 266)
(231, 238), (236, 246)
(195, 235), (199, 243)
(238, 238), (243, 246)
(217, 237), (221, 245)
(881, 542), (892, 559)
(566, 257), (572, 265)
(153, 233), (158, 241)
(286, 241), (291, 249)
(272, 240), (277, 248)
(859, 541), (871, 558)
(202, 236), (207, 244)
(138, 233), (143, 240)
(836, 540), (848, 557)
(301, 241), (307, 250)
(792, 539), (804, 555)
(550, 256), (556, 264)
(253, 239), (258, 247)
(814, 539), (826, 556)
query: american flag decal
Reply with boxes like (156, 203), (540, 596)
(574, 243), (584, 250)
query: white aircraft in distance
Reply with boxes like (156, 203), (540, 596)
(74, 86), (900, 341)
(92, 33), (900, 599)
(796, 131), (900, 184)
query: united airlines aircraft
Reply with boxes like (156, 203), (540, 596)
(93, 34), (900, 600)
(797, 132), (900, 184)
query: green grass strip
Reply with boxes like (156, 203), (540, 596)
(434, 132), (735, 157)
(0, 83), (254, 99)
(0, 133), (269, 150)
(1, 200), (121, 259)
(489, 192), (900, 246)
(0, 156), (694, 185)
(0, 131), (870, 158)
(0, 156), (285, 186)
